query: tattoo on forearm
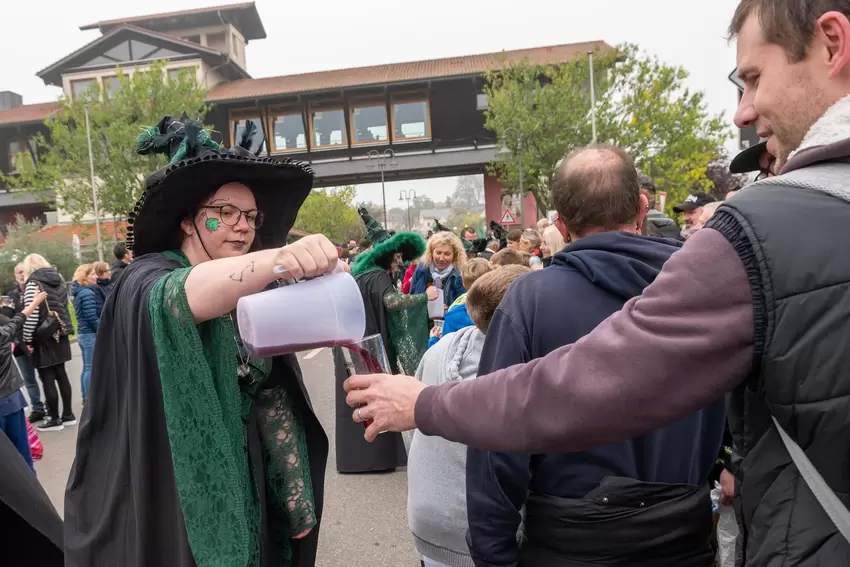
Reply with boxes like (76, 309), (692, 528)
(230, 261), (255, 283)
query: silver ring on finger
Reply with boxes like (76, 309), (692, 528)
(357, 407), (364, 421)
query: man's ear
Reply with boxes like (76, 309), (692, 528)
(554, 215), (570, 243)
(816, 11), (850, 79)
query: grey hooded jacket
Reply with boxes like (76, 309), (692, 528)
(408, 325), (484, 567)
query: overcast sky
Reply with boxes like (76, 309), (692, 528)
(2, 0), (741, 205)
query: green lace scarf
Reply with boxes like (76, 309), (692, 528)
(148, 251), (316, 567)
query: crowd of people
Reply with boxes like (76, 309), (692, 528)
(2, 1), (849, 566)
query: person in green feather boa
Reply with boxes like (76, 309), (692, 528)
(332, 211), (434, 473)
(64, 116), (338, 567)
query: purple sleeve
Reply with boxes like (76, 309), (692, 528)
(414, 228), (754, 453)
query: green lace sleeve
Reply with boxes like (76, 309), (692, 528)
(255, 385), (317, 542)
(383, 290), (426, 311)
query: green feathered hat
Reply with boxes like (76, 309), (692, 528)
(358, 207), (390, 244)
(351, 231), (426, 277)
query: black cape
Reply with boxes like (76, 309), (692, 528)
(0, 432), (64, 566)
(64, 253), (328, 566)
(332, 269), (406, 473)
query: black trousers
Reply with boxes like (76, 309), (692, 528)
(39, 363), (72, 420)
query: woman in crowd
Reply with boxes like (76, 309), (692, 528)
(410, 232), (467, 311)
(540, 224), (567, 268)
(72, 264), (100, 404)
(64, 116), (335, 567)
(22, 254), (75, 432)
(519, 229), (544, 269)
(0, 290), (48, 470)
(333, 225), (433, 473)
(91, 261), (112, 305)
(427, 258), (493, 349)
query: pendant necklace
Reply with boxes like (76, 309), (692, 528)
(229, 314), (252, 381)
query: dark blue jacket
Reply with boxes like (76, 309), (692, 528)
(92, 278), (112, 316)
(72, 282), (100, 335)
(409, 264), (465, 308)
(466, 232), (726, 566)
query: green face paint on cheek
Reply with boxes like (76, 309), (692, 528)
(205, 218), (220, 232)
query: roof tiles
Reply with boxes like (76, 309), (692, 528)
(207, 40), (610, 102)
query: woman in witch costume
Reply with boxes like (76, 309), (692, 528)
(332, 215), (433, 473)
(64, 116), (338, 567)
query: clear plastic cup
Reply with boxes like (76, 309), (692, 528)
(339, 334), (390, 430)
(237, 271), (366, 358)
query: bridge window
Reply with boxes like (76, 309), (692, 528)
(350, 102), (388, 145)
(270, 108), (307, 152)
(392, 96), (430, 141)
(310, 106), (347, 149)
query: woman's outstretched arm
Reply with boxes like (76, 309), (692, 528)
(184, 234), (342, 323)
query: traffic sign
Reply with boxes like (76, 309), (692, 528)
(500, 209), (516, 225)
(729, 67), (763, 150)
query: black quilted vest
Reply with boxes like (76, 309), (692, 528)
(707, 172), (850, 566)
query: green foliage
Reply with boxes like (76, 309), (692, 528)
(0, 215), (97, 292)
(485, 43), (730, 216)
(294, 186), (365, 243)
(446, 212), (485, 234)
(2, 61), (209, 222)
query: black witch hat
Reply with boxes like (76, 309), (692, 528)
(127, 115), (314, 256)
(357, 207), (390, 244)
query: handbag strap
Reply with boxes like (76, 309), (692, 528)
(772, 416), (850, 542)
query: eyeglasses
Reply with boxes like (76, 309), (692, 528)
(201, 204), (264, 230)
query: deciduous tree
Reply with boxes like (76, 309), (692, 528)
(485, 44), (730, 215)
(295, 186), (364, 243)
(2, 61), (209, 223)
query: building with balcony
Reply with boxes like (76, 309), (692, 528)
(0, 2), (609, 239)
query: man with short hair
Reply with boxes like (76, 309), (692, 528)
(346, 3), (850, 564)
(110, 243), (133, 284)
(672, 192), (716, 238)
(466, 145), (723, 566)
(692, 201), (722, 232)
(8, 263), (44, 423)
(638, 173), (682, 239)
(478, 240), (499, 261)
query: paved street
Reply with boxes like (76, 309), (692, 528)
(31, 344), (419, 566)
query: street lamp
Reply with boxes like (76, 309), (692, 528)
(365, 149), (398, 229)
(499, 127), (524, 198)
(83, 104), (104, 261)
(399, 189), (417, 231)
(588, 50), (598, 143)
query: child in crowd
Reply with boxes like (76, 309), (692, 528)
(427, 258), (494, 348)
(520, 229), (544, 269)
(491, 248), (529, 267)
(506, 229), (523, 250)
(0, 290), (48, 471)
(407, 265), (531, 567)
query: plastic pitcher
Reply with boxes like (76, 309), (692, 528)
(427, 288), (444, 319)
(237, 269), (366, 358)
